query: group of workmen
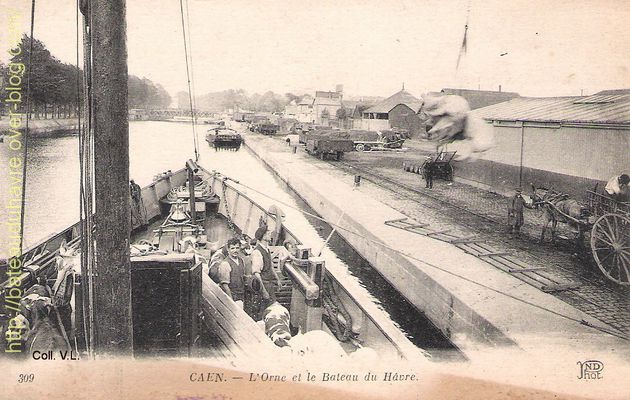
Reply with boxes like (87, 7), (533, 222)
(208, 224), (291, 321)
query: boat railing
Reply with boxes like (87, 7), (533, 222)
(0, 170), (186, 302)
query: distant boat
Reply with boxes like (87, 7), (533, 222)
(205, 127), (243, 148)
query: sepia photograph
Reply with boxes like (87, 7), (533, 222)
(0, 0), (629, 399)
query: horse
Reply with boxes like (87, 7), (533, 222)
(530, 185), (594, 246)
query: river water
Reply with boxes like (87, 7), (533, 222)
(0, 121), (458, 359)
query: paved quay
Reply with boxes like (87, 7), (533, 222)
(240, 130), (629, 361)
(332, 143), (630, 336)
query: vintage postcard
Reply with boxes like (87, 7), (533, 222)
(1, 0), (629, 399)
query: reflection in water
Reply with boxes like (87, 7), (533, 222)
(0, 121), (458, 358)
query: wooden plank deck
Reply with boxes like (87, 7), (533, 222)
(200, 276), (276, 358)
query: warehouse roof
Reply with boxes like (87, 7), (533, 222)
(440, 88), (520, 109)
(473, 94), (630, 125)
(364, 89), (423, 114)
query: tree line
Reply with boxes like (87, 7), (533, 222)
(177, 89), (308, 113)
(0, 35), (171, 119)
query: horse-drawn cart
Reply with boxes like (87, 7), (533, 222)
(586, 191), (630, 285)
(532, 186), (630, 285)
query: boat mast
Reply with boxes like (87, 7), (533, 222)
(91, 0), (133, 355)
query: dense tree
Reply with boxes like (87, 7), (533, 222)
(128, 75), (171, 109)
(2, 35), (170, 118)
(7, 35), (83, 118)
(177, 89), (289, 113)
(285, 92), (302, 104)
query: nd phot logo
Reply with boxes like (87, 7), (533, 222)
(577, 360), (604, 380)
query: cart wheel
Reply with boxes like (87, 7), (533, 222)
(446, 164), (454, 181)
(364, 144), (372, 152)
(355, 144), (365, 152)
(590, 214), (630, 285)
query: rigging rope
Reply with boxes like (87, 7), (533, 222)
(75, 0), (92, 358)
(78, 0), (97, 359)
(179, 0), (199, 162)
(185, 0), (199, 140)
(18, 0), (36, 256)
(219, 175), (630, 342)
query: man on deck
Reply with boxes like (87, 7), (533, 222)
(129, 179), (147, 227)
(216, 238), (246, 307)
(251, 226), (282, 305)
(605, 173), (630, 202)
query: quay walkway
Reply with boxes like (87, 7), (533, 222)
(239, 129), (629, 362)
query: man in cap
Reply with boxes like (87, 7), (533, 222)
(605, 173), (630, 202)
(251, 225), (282, 306)
(216, 237), (247, 307)
(423, 156), (434, 189)
(507, 187), (532, 236)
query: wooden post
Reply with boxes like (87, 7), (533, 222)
(91, 0), (133, 355)
(186, 159), (198, 224)
(304, 257), (325, 331)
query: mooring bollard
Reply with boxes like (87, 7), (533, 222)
(354, 175), (361, 187)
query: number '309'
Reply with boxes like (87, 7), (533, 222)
(18, 374), (35, 383)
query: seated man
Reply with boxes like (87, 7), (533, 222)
(605, 173), (630, 202)
(216, 238), (246, 306)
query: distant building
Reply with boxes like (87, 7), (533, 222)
(284, 100), (298, 118)
(361, 88), (424, 136)
(313, 91), (342, 125)
(438, 88), (520, 110)
(296, 95), (314, 123)
(337, 100), (375, 129)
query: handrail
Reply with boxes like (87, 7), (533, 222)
(282, 261), (319, 301)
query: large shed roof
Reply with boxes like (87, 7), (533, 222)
(364, 89), (423, 114)
(473, 94), (630, 125)
(440, 88), (520, 110)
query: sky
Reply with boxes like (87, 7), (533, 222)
(1, 0), (629, 100)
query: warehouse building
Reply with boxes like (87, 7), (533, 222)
(462, 91), (630, 199)
(361, 88), (424, 136)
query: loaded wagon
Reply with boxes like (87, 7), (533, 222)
(352, 130), (407, 152)
(530, 185), (630, 285)
(586, 190), (630, 285)
(305, 138), (355, 161)
(258, 123), (280, 135)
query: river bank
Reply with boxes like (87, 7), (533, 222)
(0, 117), (79, 137)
